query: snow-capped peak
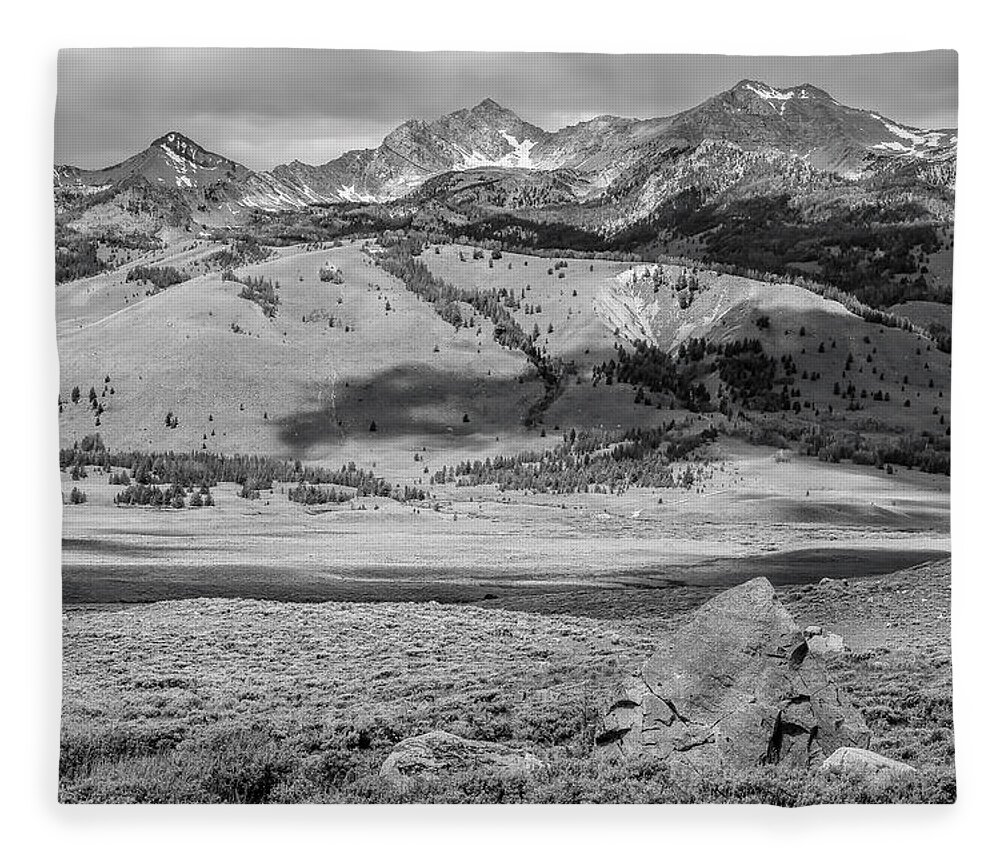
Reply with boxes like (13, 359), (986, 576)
(743, 81), (795, 101)
(153, 131), (204, 159)
(737, 80), (836, 103)
(147, 131), (224, 188)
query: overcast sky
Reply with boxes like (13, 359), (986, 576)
(55, 49), (958, 171)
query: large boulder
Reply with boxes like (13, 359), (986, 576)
(820, 747), (917, 784)
(379, 731), (544, 790)
(596, 577), (870, 769)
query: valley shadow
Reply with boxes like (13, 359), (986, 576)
(275, 364), (544, 456)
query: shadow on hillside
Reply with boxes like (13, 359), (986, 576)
(275, 364), (543, 456)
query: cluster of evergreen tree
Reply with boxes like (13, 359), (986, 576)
(799, 427), (950, 475)
(653, 192), (948, 309)
(715, 339), (781, 411)
(287, 481), (428, 505)
(125, 264), (188, 292)
(64, 440), (434, 502)
(288, 483), (355, 505)
(727, 417), (949, 476)
(61, 441), (389, 492)
(673, 269), (702, 309)
(431, 423), (716, 494)
(318, 264), (345, 284)
(66, 487), (87, 505)
(114, 481), (214, 508)
(55, 227), (106, 283)
(592, 341), (711, 412)
(207, 237), (271, 268)
(223, 270), (281, 318)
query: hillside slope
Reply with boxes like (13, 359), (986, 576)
(58, 241), (543, 464)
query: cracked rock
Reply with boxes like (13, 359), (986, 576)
(596, 577), (870, 769)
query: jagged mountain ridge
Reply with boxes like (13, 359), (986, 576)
(55, 81), (956, 221)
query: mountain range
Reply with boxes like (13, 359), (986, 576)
(55, 81), (956, 210)
(55, 80), (957, 309)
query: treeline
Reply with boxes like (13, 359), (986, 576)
(799, 427), (950, 475)
(431, 423), (717, 494)
(375, 237), (569, 422)
(728, 419), (950, 476)
(126, 264), (188, 292)
(61, 439), (387, 491)
(411, 199), (948, 314)
(206, 237), (271, 268)
(661, 193), (947, 310)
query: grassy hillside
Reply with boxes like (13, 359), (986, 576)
(418, 245), (951, 438)
(58, 239), (950, 489)
(58, 240), (548, 467)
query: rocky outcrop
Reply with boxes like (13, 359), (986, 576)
(820, 747), (917, 784)
(379, 730), (544, 790)
(596, 577), (870, 769)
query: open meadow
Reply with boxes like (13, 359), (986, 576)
(61, 560), (953, 803)
(60, 429), (952, 802)
(62, 438), (948, 605)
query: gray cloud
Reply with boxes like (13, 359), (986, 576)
(55, 49), (958, 170)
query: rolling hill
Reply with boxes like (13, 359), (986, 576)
(57, 234), (950, 483)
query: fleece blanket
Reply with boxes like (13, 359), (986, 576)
(56, 48), (954, 804)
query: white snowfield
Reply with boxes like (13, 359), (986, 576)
(741, 81), (841, 115)
(499, 132), (537, 168)
(336, 184), (383, 204)
(869, 114), (954, 156)
(452, 132), (538, 171)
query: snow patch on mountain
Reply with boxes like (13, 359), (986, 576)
(869, 115), (952, 156)
(499, 132), (537, 168)
(338, 184), (383, 203)
(746, 82), (795, 101)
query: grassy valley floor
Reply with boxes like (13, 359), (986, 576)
(60, 560), (953, 803)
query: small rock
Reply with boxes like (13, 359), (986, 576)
(808, 632), (845, 656)
(804, 625), (823, 637)
(379, 730), (544, 790)
(821, 747), (917, 784)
